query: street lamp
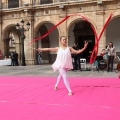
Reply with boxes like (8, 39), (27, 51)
(16, 19), (30, 66)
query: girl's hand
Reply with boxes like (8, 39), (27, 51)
(84, 41), (88, 48)
(38, 48), (42, 52)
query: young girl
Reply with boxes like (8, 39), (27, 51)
(38, 36), (88, 96)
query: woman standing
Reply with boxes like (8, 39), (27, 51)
(106, 42), (116, 72)
(38, 36), (88, 96)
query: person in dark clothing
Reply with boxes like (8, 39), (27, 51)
(77, 53), (82, 70)
(10, 52), (15, 66)
(72, 42), (81, 70)
(14, 51), (19, 66)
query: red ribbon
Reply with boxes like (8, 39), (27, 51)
(28, 16), (70, 45)
(90, 14), (113, 64)
(28, 14), (113, 64)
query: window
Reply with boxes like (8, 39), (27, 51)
(40, 0), (53, 4)
(8, 0), (19, 8)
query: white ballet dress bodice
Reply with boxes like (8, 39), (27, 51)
(52, 47), (73, 71)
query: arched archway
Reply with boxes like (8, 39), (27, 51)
(2, 25), (21, 62)
(68, 20), (95, 62)
(34, 22), (59, 64)
(106, 17), (120, 55)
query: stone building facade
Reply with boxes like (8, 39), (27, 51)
(0, 0), (120, 65)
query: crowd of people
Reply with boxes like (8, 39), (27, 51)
(92, 41), (118, 73)
(3, 51), (19, 66)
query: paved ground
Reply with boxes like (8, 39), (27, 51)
(0, 64), (118, 78)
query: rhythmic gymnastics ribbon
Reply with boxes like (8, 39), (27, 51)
(89, 14), (113, 64)
(28, 16), (70, 45)
(28, 14), (113, 64)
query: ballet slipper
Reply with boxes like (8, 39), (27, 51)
(68, 92), (73, 96)
(54, 86), (58, 91)
(118, 73), (120, 78)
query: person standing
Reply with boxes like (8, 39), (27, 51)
(37, 36), (88, 96)
(106, 42), (116, 72)
(37, 51), (42, 65)
(14, 51), (19, 66)
(72, 42), (81, 70)
(11, 52), (15, 66)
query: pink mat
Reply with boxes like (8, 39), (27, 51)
(0, 76), (120, 120)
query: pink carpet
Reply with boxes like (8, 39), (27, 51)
(0, 76), (120, 120)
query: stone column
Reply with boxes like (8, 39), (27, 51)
(59, 14), (68, 45)
(0, 11), (4, 59)
(23, 9), (35, 65)
(0, 21), (2, 58)
(96, 9), (106, 55)
(0, 0), (2, 50)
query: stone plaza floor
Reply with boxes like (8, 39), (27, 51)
(0, 64), (119, 78)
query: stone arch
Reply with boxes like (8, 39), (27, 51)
(2, 24), (21, 62)
(34, 21), (60, 64)
(2, 24), (20, 39)
(106, 15), (120, 57)
(67, 15), (97, 34)
(34, 21), (61, 39)
(67, 16), (96, 62)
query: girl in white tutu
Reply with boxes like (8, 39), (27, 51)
(38, 36), (88, 96)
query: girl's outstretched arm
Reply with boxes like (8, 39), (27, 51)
(38, 47), (59, 52)
(70, 41), (88, 54)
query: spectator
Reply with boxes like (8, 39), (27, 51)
(106, 42), (116, 72)
(72, 42), (81, 70)
(37, 51), (42, 65)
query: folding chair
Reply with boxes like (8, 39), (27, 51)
(80, 58), (86, 70)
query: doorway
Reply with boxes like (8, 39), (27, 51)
(78, 35), (95, 62)
(73, 21), (95, 62)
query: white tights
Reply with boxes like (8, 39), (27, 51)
(55, 68), (72, 93)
